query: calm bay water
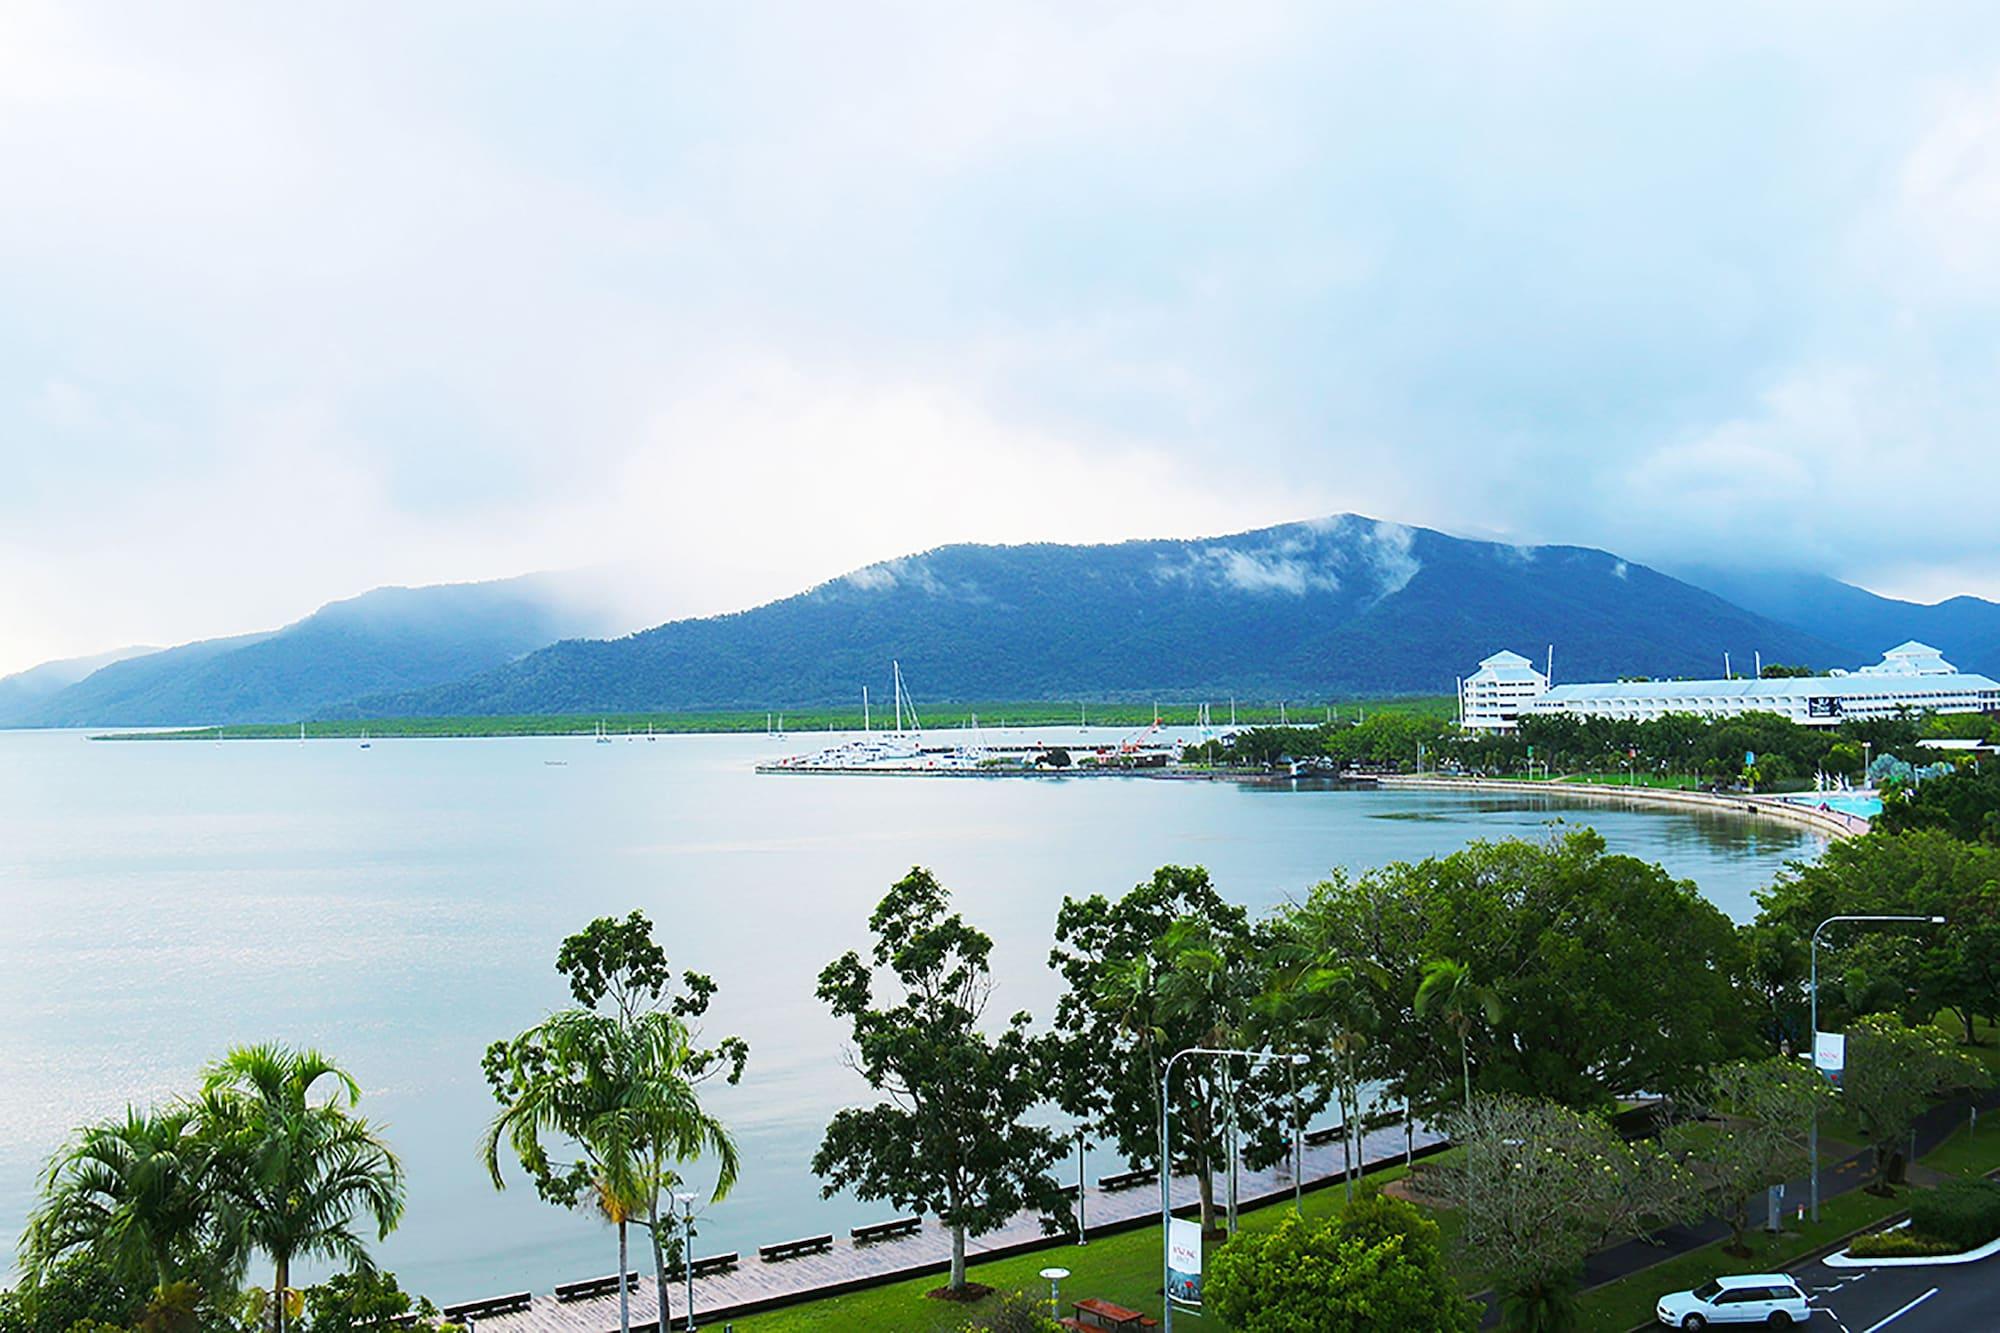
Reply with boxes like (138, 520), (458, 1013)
(0, 727), (1821, 1301)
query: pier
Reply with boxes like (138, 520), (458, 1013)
(458, 1117), (1445, 1331)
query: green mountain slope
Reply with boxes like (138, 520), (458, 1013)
(20, 575), (627, 727)
(350, 516), (1844, 717)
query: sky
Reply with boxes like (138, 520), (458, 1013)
(5, 2), (2000, 675)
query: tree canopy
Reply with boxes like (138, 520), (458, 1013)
(813, 868), (1068, 1292)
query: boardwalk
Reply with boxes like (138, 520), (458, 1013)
(473, 1118), (1444, 1333)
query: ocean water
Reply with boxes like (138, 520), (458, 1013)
(0, 727), (1821, 1302)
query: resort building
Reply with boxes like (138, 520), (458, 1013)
(1461, 642), (2000, 731)
(1459, 649), (1550, 731)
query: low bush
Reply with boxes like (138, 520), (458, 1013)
(1846, 1230), (1964, 1259)
(1907, 1178), (2000, 1252)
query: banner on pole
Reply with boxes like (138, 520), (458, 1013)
(1814, 1031), (1845, 1085)
(1167, 1217), (1202, 1306)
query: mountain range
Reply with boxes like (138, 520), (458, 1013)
(7, 515), (1999, 727)
(3, 574), (628, 728)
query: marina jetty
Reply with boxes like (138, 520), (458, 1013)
(754, 727), (1371, 783)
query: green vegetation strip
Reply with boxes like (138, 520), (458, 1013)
(90, 697), (1453, 741)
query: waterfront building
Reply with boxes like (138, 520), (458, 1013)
(1459, 649), (1550, 731)
(1517, 642), (2000, 729)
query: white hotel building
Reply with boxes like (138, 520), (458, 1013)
(1460, 642), (2000, 732)
(1459, 649), (1551, 731)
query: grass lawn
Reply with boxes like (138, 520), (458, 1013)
(1552, 772), (1702, 791)
(1921, 1114), (2000, 1179)
(725, 1167), (1419, 1331)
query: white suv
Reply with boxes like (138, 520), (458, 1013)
(1656, 1273), (1812, 1328)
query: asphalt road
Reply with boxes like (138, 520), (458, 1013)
(1787, 1250), (2000, 1332)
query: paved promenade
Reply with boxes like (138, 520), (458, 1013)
(470, 1119), (1444, 1332)
(1376, 774), (1868, 840)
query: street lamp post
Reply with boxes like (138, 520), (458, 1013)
(1076, 1128), (1089, 1245)
(674, 1191), (698, 1331)
(1807, 914), (1945, 1221)
(1161, 1047), (1309, 1333)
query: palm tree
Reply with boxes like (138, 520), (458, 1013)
(198, 1044), (404, 1333)
(1415, 959), (1503, 1115)
(483, 1007), (739, 1333)
(23, 1105), (238, 1295)
(623, 1009), (741, 1314)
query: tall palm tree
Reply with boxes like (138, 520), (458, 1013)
(623, 1009), (740, 1314)
(198, 1044), (404, 1333)
(23, 1105), (238, 1295)
(1414, 959), (1503, 1115)
(482, 1007), (738, 1333)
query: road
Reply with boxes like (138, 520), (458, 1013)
(1787, 1250), (2000, 1332)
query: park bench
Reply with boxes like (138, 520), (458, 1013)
(665, 1251), (739, 1281)
(1097, 1167), (1153, 1192)
(1303, 1125), (1343, 1147)
(851, 1215), (922, 1244)
(442, 1292), (532, 1320)
(1051, 1182), (1080, 1199)
(759, 1233), (834, 1262)
(556, 1271), (641, 1301)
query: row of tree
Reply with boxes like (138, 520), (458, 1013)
(1199, 702), (1994, 787)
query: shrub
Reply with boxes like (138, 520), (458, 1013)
(1207, 1191), (1477, 1333)
(1907, 1179), (2000, 1252)
(960, 1291), (1060, 1333)
(1846, 1230), (1964, 1258)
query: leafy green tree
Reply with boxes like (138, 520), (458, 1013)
(1414, 958), (1502, 1116)
(1740, 920), (1809, 1052)
(1664, 1060), (1829, 1255)
(199, 1045), (404, 1333)
(1432, 1096), (1695, 1333)
(0, 1254), (145, 1333)
(1876, 764), (2000, 845)
(545, 911), (748, 1301)
(23, 1106), (239, 1298)
(1842, 1014), (1992, 1190)
(1257, 897), (1390, 1200)
(1206, 1192), (1477, 1333)
(1755, 831), (2000, 1039)
(813, 868), (1067, 1293)
(301, 1270), (447, 1333)
(1049, 867), (1261, 1235)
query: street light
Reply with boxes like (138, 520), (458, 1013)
(1160, 1047), (1310, 1333)
(1807, 914), (1946, 1221)
(674, 1191), (699, 1331)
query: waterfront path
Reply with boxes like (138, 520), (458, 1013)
(1376, 775), (1868, 841)
(466, 1119), (1444, 1332)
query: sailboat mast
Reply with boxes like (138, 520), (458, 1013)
(863, 686), (871, 733)
(893, 660), (904, 734)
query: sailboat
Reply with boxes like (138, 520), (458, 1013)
(359, 729), (371, 749)
(595, 720), (612, 744)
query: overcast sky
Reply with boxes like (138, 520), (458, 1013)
(5, 3), (2000, 674)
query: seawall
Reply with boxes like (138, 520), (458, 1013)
(1374, 775), (1867, 841)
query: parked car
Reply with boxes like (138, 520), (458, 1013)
(1655, 1273), (1812, 1328)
